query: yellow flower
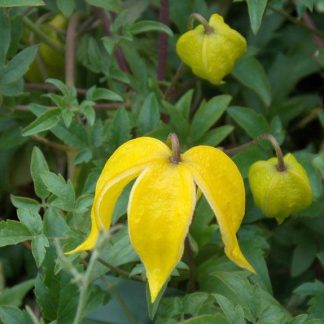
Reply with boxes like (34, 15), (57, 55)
(249, 153), (313, 223)
(67, 135), (254, 302)
(176, 13), (247, 84)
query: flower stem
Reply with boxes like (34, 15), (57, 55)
(189, 13), (213, 34)
(168, 133), (181, 164)
(164, 62), (186, 100)
(225, 133), (286, 171)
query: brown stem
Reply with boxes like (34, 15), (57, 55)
(185, 237), (197, 292)
(97, 257), (144, 282)
(164, 62), (186, 100)
(31, 134), (75, 153)
(94, 8), (130, 73)
(303, 11), (324, 47)
(189, 13), (213, 34)
(65, 13), (82, 87)
(225, 133), (286, 171)
(168, 133), (181, 164)
(25, 83), (87, 95)
(269, 6), (324, 40)
(157, 0), (169, 80)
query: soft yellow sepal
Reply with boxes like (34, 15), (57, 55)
(176, 13), (247, 84)
(249, 153), (313, 223)
(183, 146), (255, 273)
(128, 161), (196, 302)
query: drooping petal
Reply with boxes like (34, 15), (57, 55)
(67, 137), (171, 254)
(183, 146), (254, 273)
(128, 161), (196, 302)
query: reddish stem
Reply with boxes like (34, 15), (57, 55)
(157, 0), (169, 80)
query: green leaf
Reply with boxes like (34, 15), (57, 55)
(87, 86), (123, 102)
(30, 147), (50, 199)
(291, 238), (317, 277)
(294, 280), (324, 296)
(137, 93), (161, 135)
(17, 209), (43, 234)
(86, 0), (121, 12)
(0, 220), (32, 247)
(181, 314), (229, 324)
(199, 126), (234, 146)
(128, 20), (173, 37)
(190, 95), (232, 142)
(110, 108), (131, 147)
(31, 234), (49, 267)
(227, 106), (271, 138)
(40, 171), (75, 211)
(175, 89), (193, 120)
(0, 306), (33, 324)
(0, 45), (38, 85)
(213, 294), (245, 324)
(232, 55), (271, 106)
(0, 9), (11, 65)
(0, 279), (34, 307)
(0, 0), (44, 6)
(246, 0), (268, 34)
(57, 0), (75, 17)
(10, 195), (39, 211)
(22, 109), (61, 136)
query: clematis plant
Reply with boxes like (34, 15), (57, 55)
(67, 134), (255, 302)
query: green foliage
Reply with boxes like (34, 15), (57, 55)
(0, 0), (323, 323)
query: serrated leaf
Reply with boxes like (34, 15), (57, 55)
(232, 55), (271, 106)
(22, 109), (61, 136)
(30, 147), (50, 199)
(191, 95), (232, 142)
(128, 20), (173, 36)
(246, 0), (268, 34)
(0, 45), (38, 85)
(0, 220), (33, 247)
(10, 195), (39, 211)
(17, 209), (43, 234)
(31, 234), (49, 267)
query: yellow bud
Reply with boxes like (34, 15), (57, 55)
(176, 13), (247, 84)
(248, 153), (313, 223)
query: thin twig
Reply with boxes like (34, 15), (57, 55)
(157, 0), (169, 80)
(22, 16), (64, 53)
(225, 133), (286, 171)
(31, 134), (75, 153)
(269, 6), (324, 39)
(97, 257), (144, 282)
(185, 238), (196, 293)
(303, 11), (324, 47)
(164, 62), (186, 100)
(94, 8), (130, 73)
(25, 83), (87, 95)
(65, 13), (82, 87)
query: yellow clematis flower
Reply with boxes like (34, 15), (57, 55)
(176, 13), (247, 84)
(249, 153), (313, 224)
(67, 135), (255, 302)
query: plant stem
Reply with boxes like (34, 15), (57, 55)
(269, 6), (324, 40)
(164, 62), (186, 100)
(31, 134), (75, 153)
(97, 257), (144, 282)
(225, 133), (286, 171)
(73, 250), (99, 324)
(168, 133), (181, 164)
(22, 16), (64, 53)
(185, 237), (197, 292)
(25, 82), (87, 95)
(189, 13), (213, 34)
(157, 0), (169, 80)
(65, 13), (82, 87)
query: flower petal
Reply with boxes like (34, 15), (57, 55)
(183, 146), (255, 273)
(128, 161), (196, 302)
(67, 137), (170, 254)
